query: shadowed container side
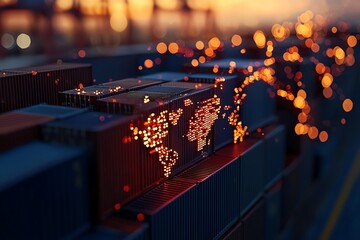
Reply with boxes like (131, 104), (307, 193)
(0, 141), (89, 239)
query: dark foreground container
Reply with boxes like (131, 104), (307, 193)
(0, 141), (89, 239)
(139, 72), (189, 82)
(82, 217), (149, 240)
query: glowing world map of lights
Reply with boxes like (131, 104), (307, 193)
(128, 96), (220, 177)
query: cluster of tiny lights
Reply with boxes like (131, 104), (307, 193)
(186, 96), (221, 151)
(234, 122), (248, 144)
(129, 109), (183, 177)
(156, 9), (358, 143)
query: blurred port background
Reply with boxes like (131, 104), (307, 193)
(0, 0), (360, 239)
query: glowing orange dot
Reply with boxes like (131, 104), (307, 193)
(253, 30), (266, 49)
(342, 98), (353, 112)
(191, 59), (199, 67)
(334, 46), (345, 60)
(205, 47), (214, 57)
(323, 87), (333, 99)
(123, 185), (130, 192)
(195, 41), (204, 50)
(321, 73), (333, 88)
(78, 50), (86, 58)
(168, 42), (179, 54)
(298, 112), (307, 123)
(198, 56), (206, 63)
(315, 63), (326, 74)
(144, 59), (154, 68)
(240, 49), (246, 54)
(297, 89), (307, 99)
(341, 118), (346, 125)
(137, 213), (145, 222)
(138, 66), (143, 70)
(156, 42), (167, 54)
(331, 27), (337, 33)
(231, 34), (242, 46)
(347, 35), (357, 48)
(319, 131), (328, 142)
(311, 43), (320, 53)
(293, 96), (306, 109)
(208, 37), (221, 50)
(114, 203), (121, 210)
(308, 127), (319, 139)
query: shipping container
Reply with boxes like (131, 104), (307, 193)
(252, 124), (285, 189)
(0, 111), (55, 152)
(242, 199), (265, 240)
(42, 111), (157, 221)
(0, 63), (93, 112)
(119, 179), (200, 240)
(139, 72), (189, 82)
(82, 217), (149, 240)
(176, 154), (241, 239)
(216, 138), (265, 215)
(98, 82), (216, 175)
(187, 74), (239, 150)
(0, 141), (89, 239)
(265, 181), (283, 240)
(16, 103), (87, 119)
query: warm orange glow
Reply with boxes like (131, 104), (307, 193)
(208, 37), (221, 50)
(231, 34), (242, 46)
(272, 24), (288, 41)
(294, 96), (306, 109)
(144, 59), (154, 68)
(298, 112), (307, 123)
(334, 46), (345, 60)
(342, 98), (353, 112)
(156, 42), (167, 54)
(195, 40), (205, 50)
(253, 30), (266, 49)
(347, 35), (357, 48)
(110, 14), (128, 32)
(321, 73), (333, 88)
(319, 131), (328, 142)
(323, 87), (333, 99)
(155, 0), (183, 10)
(191, 59), (199, 67)
(168, 42), (179, 54)
(199, 56), (206, 63)
(308, 126), (319, 139)
(55, 0), (73, 11)
(331, 26), (338, 34)
(316, 63), (326, 74)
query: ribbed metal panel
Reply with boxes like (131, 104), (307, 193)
(120, 179), (199, 240)
(265, 181), (282, 240)
(252, 124), (285, 189)
(176, 155), (241, 239)
(42, 111), (152, 221)
(0, 112), (55, 152)
(0, 63), (92, 112)
(0, 141), (89, 239)
(216, 138), (265, 216)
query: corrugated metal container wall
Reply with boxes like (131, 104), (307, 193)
(176, 155), (241, 239)
(265, 181), (283, 240)
(0, 63), (93, 112)
(216, 138), (265, 216)
(42, 111), (154, 221)
(242, 199), (265, 240)
(120, 179), (199, 240)
(139, 72), (189, 82)
(0, 141), (89, 239)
